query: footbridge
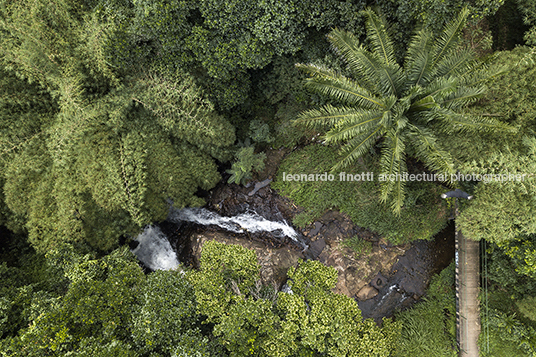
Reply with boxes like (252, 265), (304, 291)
(455, 210), (481, 356)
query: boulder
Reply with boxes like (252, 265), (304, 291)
(356, 285), (379, 301)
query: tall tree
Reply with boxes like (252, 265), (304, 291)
(294, 8), (510, 213)
(454, 47), (536, 278)
(0, 0), (235, 251)
(457, 137), (536, 277)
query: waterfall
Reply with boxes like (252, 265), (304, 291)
(132, 226), (180, 271)
(168, 207), (299, 241)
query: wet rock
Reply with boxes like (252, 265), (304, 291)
(371, 273), (388, 290)
(201, 151), (412, 304)
(358, 223), (455, 323)
(308, 222), (323, 237)
(248, 178), (272, 196)
(356, 285), (379, 301)
(305, 238), (326, 259)
(318, 242), (403, 298)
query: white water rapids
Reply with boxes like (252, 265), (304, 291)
(132, 207), (301, 270)
(168, 207), (299, 241)
(131, 226), (180, 271)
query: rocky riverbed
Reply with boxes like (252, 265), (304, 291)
(146, 147), (454, 322)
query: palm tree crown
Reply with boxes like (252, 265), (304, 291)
(295, 8), (509, 213)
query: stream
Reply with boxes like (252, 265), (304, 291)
(130, 181), (454, 323)
(357, 222), (455, 322)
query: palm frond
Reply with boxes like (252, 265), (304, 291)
(432, 47), (477, 79)
(327, 29), (382, 93)
(325, 110), (385, 143)
(418, 76), (459, 101)
(379, 133), (407, 214)
(389, 158), (407, 214)
(294, 105), (371, 130)
(378, 64), (404, 97)
(438, 111), (515, 134)
(431, 7), (469, 68)
(436, 86), (486, 110)
(456, 63), (509, 88)
(296, 63), (385, 108)
(405, 51), (433, 89)
(361, 8), (403, 97)
(363, 8), (397, 66)
(408, 95), (439, 113)
(403, 30), (434, 88)
(407, 123), (455, 174)
(332, 127), (384, 170)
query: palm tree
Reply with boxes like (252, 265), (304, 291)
(295, 7), (510, 213)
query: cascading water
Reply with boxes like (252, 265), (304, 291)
(131, 225), (180, 271)
(168, 207), (301, 243)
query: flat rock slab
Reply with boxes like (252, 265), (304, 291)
(248, 178), (272, 196)
(309, 222), (323, 237)
(306, 238), (326, 259)
(356, 285), (379, 301)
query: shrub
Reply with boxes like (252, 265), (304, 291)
(342, 236), (373, 257)
(272, 144), (448, 244)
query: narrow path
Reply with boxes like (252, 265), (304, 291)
(456, 227), (481, 357)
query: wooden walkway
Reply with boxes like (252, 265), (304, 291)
(455, 225), (481, 357)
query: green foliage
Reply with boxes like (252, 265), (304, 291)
(131, 270), (197, 355)
(439, 47), (536, 279)
(280, 260), (400, 357)
(0, 0), (235, 252)
(395, 263), (457, 356)
(484, 243), (536, 299)
(342, 235), (373, 257)
(273, 144), (448, 244)
(0, 241), (223, 357)
(471, 46), (536, 139)
(112, 0), (365, 109)
(518, 0), (536, 45)
(478, 244), (536, 356)
(0, 255), (52, 338)
(188, 243), (399, 356)
(480, 309), (536, 356)
(453, 47), (536, 278)
(437, 47), (536, 165)
(61, 338), (139, 357)
(188, 241), (261, 322)
(294, 8), (511, 213)
(371, 0), (503, 61)
(214, 297), (282, 356)
(457, 137), (536, 277)
(172, 329), (223, 357)
(286, 259), (338, 296)
(457, 138), (536, 244)
(226, 146), (266, 185)
(2, 245), (145, 356)
(248, 120), (274, 144)
(517, 296), (536, 322)
(271, 105), (308, 149)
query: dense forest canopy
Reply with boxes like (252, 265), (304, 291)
(1, 0), (536, 355)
